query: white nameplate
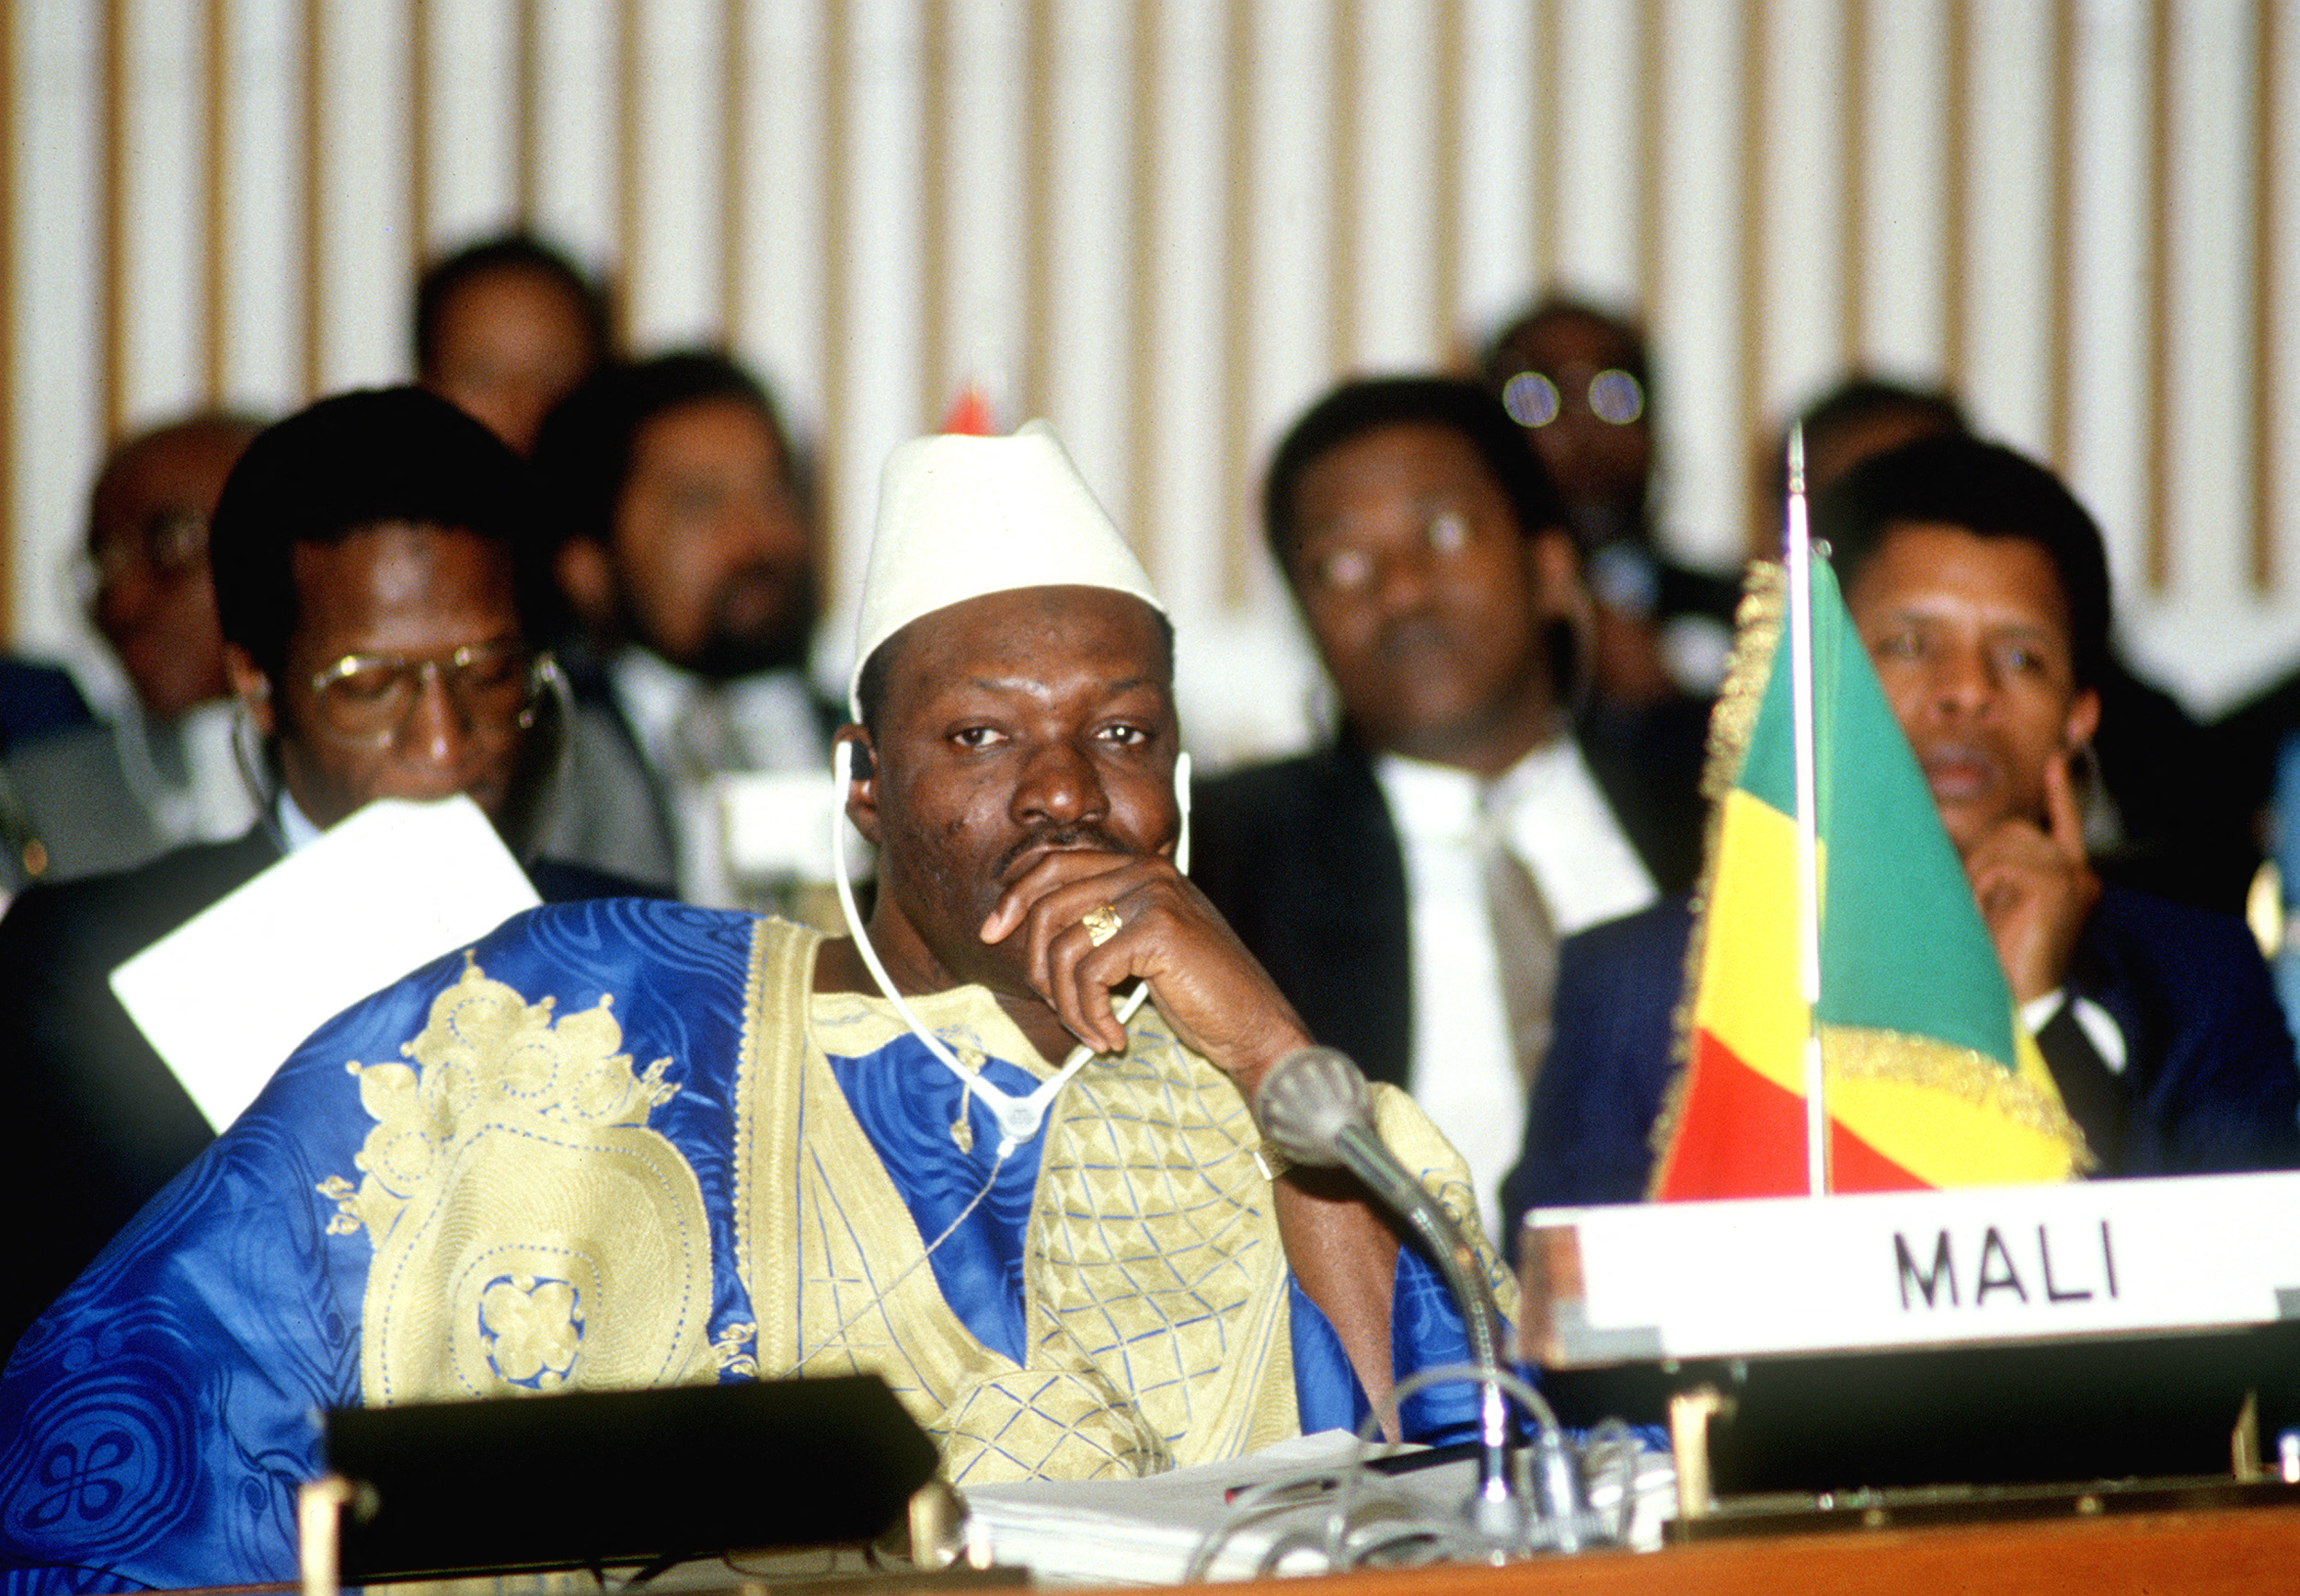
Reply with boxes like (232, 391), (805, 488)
(1522, 1172), (2300, 1368)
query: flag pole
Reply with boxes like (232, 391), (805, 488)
(1786, 425), (1829, 1197)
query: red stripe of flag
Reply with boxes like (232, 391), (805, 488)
(1656, 1029), (1926, 1200)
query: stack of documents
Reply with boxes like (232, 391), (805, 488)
(962, 1430), (1674, 1583)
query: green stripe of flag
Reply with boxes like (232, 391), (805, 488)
(1735, 557), (2017, 1069)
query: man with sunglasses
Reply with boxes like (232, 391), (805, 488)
(0, 387), (651, 1360)
(1477, 297), (1736, 743)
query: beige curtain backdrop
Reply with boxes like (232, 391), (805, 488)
(6, 0), (2294, 764)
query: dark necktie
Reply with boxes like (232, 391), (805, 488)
(2034, 1000), (2126, 1173)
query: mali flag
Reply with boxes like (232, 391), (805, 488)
(1650, 558), (2090, 1198)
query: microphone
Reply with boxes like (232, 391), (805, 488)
(1255, 1046), (1509, 1369)
(1256, 1046), (1589, 1546)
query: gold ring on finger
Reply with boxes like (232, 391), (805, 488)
(1081, 904), (1122, 947)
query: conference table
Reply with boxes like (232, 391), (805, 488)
(1202, 1501), (2300, 1596)
(188, 1491), (2300, 1596)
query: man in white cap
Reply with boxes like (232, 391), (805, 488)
(0, 424), (1504, 1589)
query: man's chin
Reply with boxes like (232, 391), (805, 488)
(1934, 797), (2007, 860)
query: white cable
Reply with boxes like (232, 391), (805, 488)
(778, 745), (1195, 1374)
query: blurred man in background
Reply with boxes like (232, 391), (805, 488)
(533, 351), (835, 907)
(1769, 374), (2229, 913)
(1478, 295), (1737, 711)
(1505, 435), (2299, 1232)
(0, 387), (651, 1358)
(415, 233), (614, 457)
(1196, 377), (1705, 1233)
(2, 413), (264, 890)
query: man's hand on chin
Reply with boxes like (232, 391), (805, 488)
(979, 849), (1311, 1091)
(1964, 755), (2100, 1005)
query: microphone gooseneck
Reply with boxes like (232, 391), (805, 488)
(1257, 1045), (1570, 1542)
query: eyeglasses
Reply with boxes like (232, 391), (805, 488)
(305, 641), (549, 743)
(90, 508), (210, 587)
(1499, 368), (1646, 429)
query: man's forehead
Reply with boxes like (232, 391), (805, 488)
(1507, 310), (1636, 372)
(1293, 425), (1490, 530)
(632, 396), (779, 465)
(289, 521), (507, 593)
(885, 585), (1171, 694)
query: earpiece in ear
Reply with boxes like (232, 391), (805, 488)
(848, 741), (875, 781)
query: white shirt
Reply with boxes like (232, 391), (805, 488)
(1375, 740), (1658, 1241)
(610, 649), (827, 906)
(275, 790), (325, 853)
(2019, 988), (2130, 1074)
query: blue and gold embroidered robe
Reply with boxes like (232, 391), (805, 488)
(0, 900), (1506, 1590)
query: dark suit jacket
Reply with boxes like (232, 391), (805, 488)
(0, 658), (92, 752)
(0, 826), (656, 1357)
(1499, 887), (2300, 1256)
(1190, 724), (1706, 1093)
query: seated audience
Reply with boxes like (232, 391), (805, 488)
(1194, 378), (1705, 1234)
(415, 232), (613, 456)
(3, 413), (263, 891)
(0, 388), (656, 1359)
(1502, 435), (2300, 1242)
(533, 352), (836, 903)
(0, 423), (1502, 1587)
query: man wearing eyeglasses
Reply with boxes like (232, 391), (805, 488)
(0, 412), (262, 891)
(0, 387), (653, 1361)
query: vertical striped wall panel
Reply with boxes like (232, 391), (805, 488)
(6, 0), (2297, 752)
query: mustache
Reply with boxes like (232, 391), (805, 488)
(993, 822), (1138, 883)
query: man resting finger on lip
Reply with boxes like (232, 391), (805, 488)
(981, 843), (1313, 1089)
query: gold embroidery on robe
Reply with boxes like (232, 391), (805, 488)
(325, 953), (719, 1405)
(730, 919), (1511, 1485)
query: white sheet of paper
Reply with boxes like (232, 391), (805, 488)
(109, 795), (541, 1134)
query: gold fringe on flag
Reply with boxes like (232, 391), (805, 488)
(1824, 1025), (2096, 1171)
(1646, 559), (1789, 1193)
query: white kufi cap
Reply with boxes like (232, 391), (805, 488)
(848, 420), (1165, 718)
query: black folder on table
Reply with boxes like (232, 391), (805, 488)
(327, 1373), (940, 1579)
